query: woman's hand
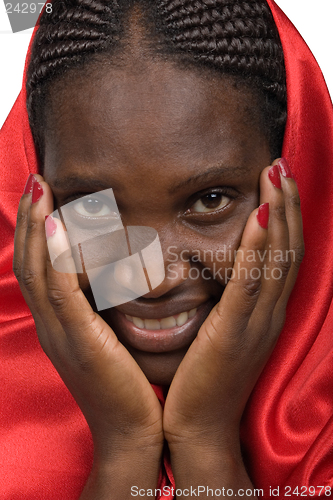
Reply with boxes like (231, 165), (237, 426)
(163, 159), (304, 496)
(13, 175), (163, 499)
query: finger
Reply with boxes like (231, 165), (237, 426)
(13, 174), (46, 314)
(21, 178), (54, 311)
(19, 177), (68, 355)
(44, 217), (120, 361)
(13, 174), (41, 292)
(198, 205), (268, 349)
(275, 159), (304, 309)
(255, 162), (291, 311)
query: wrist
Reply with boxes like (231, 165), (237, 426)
(80, 443), (163, 500)
(89, 419), (164, 462)
(169, 441), (256, 499)
(169, 440), (242, 474)
(167, 423), (241, 458)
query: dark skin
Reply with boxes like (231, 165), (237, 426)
(13, 54), (304, 499)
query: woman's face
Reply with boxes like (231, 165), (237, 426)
(43, 56), (271, 385)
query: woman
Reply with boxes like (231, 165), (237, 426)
(1, 1), (333, 498)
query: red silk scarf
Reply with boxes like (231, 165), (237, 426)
(1, 1), (333, 498)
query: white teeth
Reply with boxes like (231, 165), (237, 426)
(188, 308), (197, 318)
(160, 316), (177, 328)
(176, 311), (188, 327)
(132, 316), (144, 328)
(144, 319), (161, 330)
(125, 307), (198, 330)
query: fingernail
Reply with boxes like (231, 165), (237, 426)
(24, 174), (36, 194)
(257, 203), (269, 229)
(268, 165), (282, 189)
(31, 180), (43, 204)
(278, 157), (293, 178)
(45, 215), (57, 239)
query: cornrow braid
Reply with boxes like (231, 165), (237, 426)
(26, 0), (287, 159)
(152, 0), (286, 103)
(26, 0), (128, 153)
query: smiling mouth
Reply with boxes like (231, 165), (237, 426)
(111, 300), (215, 353)
(125, 308), (197, 330)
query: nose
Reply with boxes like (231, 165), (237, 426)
(142, 247), (192, 299)
(112, 239), (191, 299)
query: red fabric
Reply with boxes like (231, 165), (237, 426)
(241, 0), (333, 493)
(0, 1), (332, 498)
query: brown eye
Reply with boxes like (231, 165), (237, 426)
(191, 193), (230, 213)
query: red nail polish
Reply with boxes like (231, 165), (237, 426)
(24, 174), (36, 194)
(257, 203), (269, 229)
(31, 180), (43, 204)
(268, 165), (282, 189)
(278, 158), (293, 178)
(45, 215), (57, 238)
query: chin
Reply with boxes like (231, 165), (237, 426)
(125, 346), (188, 386)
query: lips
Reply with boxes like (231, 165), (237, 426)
(111, 300), (215, 353)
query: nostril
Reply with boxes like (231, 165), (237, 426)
(114, 255), (145, 292)
(165, 258), (191, 283)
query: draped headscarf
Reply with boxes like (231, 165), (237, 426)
(1, 1), (333, 497)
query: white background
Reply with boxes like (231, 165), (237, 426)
(0, 0), (332, 129)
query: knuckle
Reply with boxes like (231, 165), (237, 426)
(200, 312), (241, 358)
(16, 209), (28, 228)
(12, 259), (22, 281)
(21, 267), (39, 292)
(272, 204), (287, 223)
(275, 257), (291, 281)
(47, 285), (83, 323)
(229, 274), (262, 299)
(241, 277), (262, 298)
(288, 192), (301, 211)
(47, 287), (68, 312)
(26, 218), (39, 236)
(291, 242), (305, 268)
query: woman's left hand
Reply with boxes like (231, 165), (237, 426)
(163, 160), (304, 491)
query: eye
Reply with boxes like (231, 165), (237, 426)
(73, 196), (119, 218)
(190, 192), (230, 213)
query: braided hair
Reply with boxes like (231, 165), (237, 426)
(26, 0), (287, 160)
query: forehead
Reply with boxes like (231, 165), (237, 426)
(44, 56), (267, 184)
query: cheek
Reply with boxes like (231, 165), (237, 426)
(76, 203), (252, 298)
(188, 225), (244, 286)
(182, 192), (258, 284)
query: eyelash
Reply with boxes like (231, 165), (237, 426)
(61, 187), (237, 223)
(185, 187), (236, 218)
(59, 193), (121, 229)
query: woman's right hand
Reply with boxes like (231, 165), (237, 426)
(13, 174), (163, 498)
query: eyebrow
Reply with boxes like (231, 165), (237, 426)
(51, 176), (117, 192)
(50, 163), (250, 193)
(168, 164), (251, 194)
